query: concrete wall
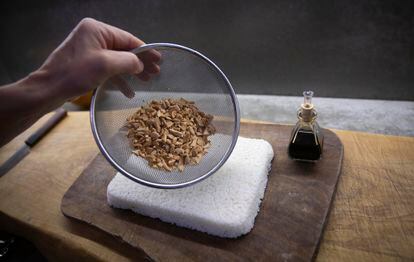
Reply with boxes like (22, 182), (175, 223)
(0, 0), (413, 100)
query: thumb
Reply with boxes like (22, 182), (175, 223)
(103, 50), (144, 76)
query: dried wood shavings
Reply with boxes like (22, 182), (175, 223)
(126, 98), (216, 172)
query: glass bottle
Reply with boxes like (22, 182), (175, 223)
(288, 91), (324, 161)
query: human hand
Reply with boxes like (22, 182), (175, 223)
(1, 17), (161, 146)
(38, 17), (160, 100)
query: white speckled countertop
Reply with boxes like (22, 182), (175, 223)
(237, 95), (414, 136)
(64, 94), (414, 137)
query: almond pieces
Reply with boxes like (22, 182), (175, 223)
(126, 98), (215, 172)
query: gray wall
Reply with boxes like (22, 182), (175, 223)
(1, 0), (413, 100)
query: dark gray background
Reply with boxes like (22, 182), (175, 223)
(1, 0), (413, 100)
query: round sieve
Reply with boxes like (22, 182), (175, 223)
(90, 43), (240, 189)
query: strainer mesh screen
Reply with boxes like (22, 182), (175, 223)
(92, 44), (239, 188)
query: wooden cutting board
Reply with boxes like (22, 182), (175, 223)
(61, 123), (343, 261)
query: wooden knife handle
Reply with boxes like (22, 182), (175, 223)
(25, 108), (68, 147)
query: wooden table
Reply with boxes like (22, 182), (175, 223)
(0, 112), (413, 261)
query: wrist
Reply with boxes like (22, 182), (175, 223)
(21, 69), (67, 114)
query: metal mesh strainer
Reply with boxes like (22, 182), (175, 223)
(90, 43), (240, 189)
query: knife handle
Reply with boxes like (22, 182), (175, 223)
(25, 108), (68, 147)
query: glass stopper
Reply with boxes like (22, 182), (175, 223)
(303, 90), (314, 107)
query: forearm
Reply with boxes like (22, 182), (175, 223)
(0, 69), (65, 146)
(0, 18), (160, 147)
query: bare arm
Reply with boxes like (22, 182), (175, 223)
(0, 18), (160, 147)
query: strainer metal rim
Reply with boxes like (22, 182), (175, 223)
(90, 43), (240, 189)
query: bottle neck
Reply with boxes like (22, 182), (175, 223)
(298, 104), (317, 122)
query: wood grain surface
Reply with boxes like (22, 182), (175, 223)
(61, 123), (343, 261)
(0, 112), (413, 261)
(317, 131), (414, 261)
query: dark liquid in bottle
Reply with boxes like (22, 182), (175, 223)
(288, 130), (321, 161)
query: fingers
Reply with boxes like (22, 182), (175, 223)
(138, 50), (161, 63)
(137, 72), (151, 82)
(133, 50), (161, 81)
(77, 18), (162, 89)
(137, 49), (161, 74)
(79, 18), (145, 50)
(104, 50), (144, 75)
(79, 18), (161, 74)
(101, 50), (160, 96)
(144, 63), (160, 74)
(135, 61), (160, 82)
(102, 23), (144, 50)
(101, 49), (160, 88)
